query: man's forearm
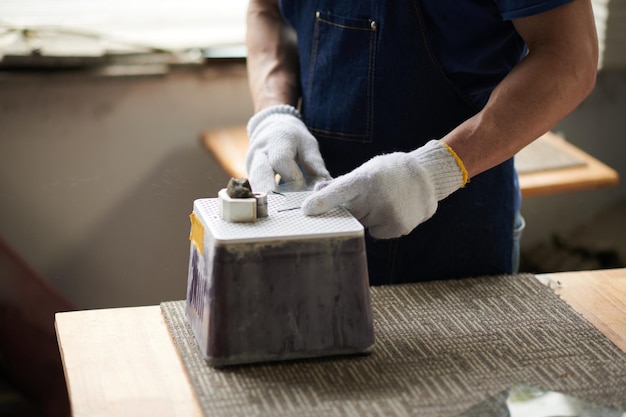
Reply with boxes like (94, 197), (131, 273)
(443, 0), (598, 178)
(246, 0), (300, 112)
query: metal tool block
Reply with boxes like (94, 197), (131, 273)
(186, 192), (375, 366)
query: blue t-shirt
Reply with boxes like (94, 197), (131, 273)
(421, 0), (571, 212)
(421, 0), (572, 108)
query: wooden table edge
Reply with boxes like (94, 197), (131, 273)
(539, 267), (626, 354)
(55, 305), (204, 417)
(518, 132), (620, 197)
(55, 268), (626, 416)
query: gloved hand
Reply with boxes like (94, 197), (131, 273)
(301, 140), (468, 239)
(246, 104), (332, 192)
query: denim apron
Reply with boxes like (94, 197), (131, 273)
(280, 0), (515, 284)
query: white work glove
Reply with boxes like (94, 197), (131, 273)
(301, 140), (468, 239)
(246, 104), (332, 193)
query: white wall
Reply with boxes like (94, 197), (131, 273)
(1, 63), (625, 309)
(0, 63), (252, 308)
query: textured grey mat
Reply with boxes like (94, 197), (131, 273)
(515, 136), (585, 173)
(161, 274), (626, 417)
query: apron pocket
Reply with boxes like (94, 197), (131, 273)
(303, 10), (377, 143)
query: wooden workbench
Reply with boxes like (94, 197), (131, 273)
(539, 268), (626, 352)
(516, 132), (620, 197)
(201, 128), (619, 197)
(55, 268), (626, 417)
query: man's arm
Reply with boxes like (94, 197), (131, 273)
(443, 0), (598, 178)
(245, 0), (331, 192)
(246, 0), (300, 112)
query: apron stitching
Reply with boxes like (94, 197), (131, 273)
(367, 25), (377, 140)
(305, 13), (321, 116)
(317, 17), (376, 31)
(309, 127), (369, 138)
(306, 10), (375, 142)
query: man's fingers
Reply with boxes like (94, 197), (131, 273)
(298, 152), (331, 182)
(312, 179), (331, 191)
(248, 155), (278, 193)
(272, 156), (306, 190)
(301, 177), (359, 215)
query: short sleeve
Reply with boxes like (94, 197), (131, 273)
(496, 0), (573, 20)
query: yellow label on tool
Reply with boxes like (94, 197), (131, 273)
(189, 213), (204, 253)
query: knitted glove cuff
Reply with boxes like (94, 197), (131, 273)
(247, 104), (301, 138)
(410, 140), (467, 201)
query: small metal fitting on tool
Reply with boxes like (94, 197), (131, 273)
(219, 178), (268, 222)
(219, 188), (257, 223)
(254, 192), (268, 218)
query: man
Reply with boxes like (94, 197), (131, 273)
(244, 0), (598, 284)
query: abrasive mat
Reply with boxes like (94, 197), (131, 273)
(161, 274), (626, 417)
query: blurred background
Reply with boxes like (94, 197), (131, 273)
(0, 0), (624, 309)
(0, 1), (624, 415)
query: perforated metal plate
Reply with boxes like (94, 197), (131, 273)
(193, 192), (364, 244)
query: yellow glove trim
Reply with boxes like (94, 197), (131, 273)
(442, 142), (469, 187)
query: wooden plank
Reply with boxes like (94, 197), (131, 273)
(201, 126), (248, 179)
(540, 268), (626, 353)
(55, 305), (203, 417)
(517, 132), (620, 197)
(201, 127), (619, 196)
